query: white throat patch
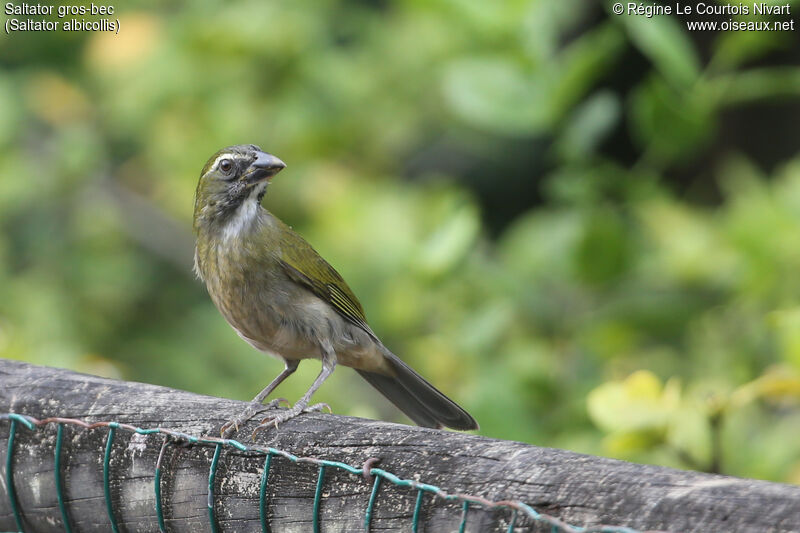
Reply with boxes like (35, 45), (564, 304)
(222, 184), (265, 241)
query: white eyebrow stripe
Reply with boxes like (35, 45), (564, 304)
(210, 153), (246, 171)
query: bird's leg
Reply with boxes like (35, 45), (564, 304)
(253, 343), (337, 437)
(250, 359), (299, 405)
(220, 360), (299, 438)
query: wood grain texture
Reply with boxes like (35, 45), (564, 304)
(0, 358), (798, 532)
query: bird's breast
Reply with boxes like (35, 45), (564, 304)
(196, 234), (389, 372)
(198, 240), (330, 358)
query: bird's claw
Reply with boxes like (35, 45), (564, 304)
(220, 421), (237, 439)
(220, 397), (290, 439)
(304, 402), (332, 414)
(251, 402), (333, 439)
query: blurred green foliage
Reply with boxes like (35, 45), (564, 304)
(1, 0), (799, 483)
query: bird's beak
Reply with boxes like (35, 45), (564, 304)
(244, 151), (286, 186)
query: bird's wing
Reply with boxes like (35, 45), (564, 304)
(275, 219), (375, 337)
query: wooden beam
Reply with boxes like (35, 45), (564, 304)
(0, 359), (797, 532)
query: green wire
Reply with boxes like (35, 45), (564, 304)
(208, 443), (222, 533)
(507, 509), (517, 532)
(458, 501), (469, 533)
(103, 425), (121, 533)
(54, 424), (72, 533)
(0, 412), (649, 533)
(412, 490), (424, 533)
(5, 418), (24, 533)
(259, 453), (273, 533)
(364, 474), (382, 532)
(518, 502), (542, 519)
(313, 465), (326, 533)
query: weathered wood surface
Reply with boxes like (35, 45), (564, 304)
(0, 359), (798, 533)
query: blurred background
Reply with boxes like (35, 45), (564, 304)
(1, 0), (799, 483)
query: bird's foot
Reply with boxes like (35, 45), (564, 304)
(220, 398), (289, 439)
(251, 402), (332, 439)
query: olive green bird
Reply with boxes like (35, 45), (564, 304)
(193, 144), (478, 436)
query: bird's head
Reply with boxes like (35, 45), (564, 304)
(193, 144), (285, 233)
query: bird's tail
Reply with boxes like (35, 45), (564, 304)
(356, 347), (478, 431)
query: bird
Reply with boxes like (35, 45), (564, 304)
(193, 144), (478, 436)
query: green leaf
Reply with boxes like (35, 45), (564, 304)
(556, 90), (620, 161)
(767, 309), (800, 371)
(604, 430), (663, 455)
(573, 206), (631, 285)
(732, 365), (800, 406)
(443, 56), (552, 135)
(713, 25), (793, 70)
(629, 77), (713, 163)
(707, 68), (800, 106)
(622, 13), (700, 87)
(587, 370), (680, 433)
(0, 78), (22, 147)
(666, 403), (710, 467)
(552, 23), (626, 118)
(415, 201), (480, 277)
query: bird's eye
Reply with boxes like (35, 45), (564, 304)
(219, 159), (233, 173)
